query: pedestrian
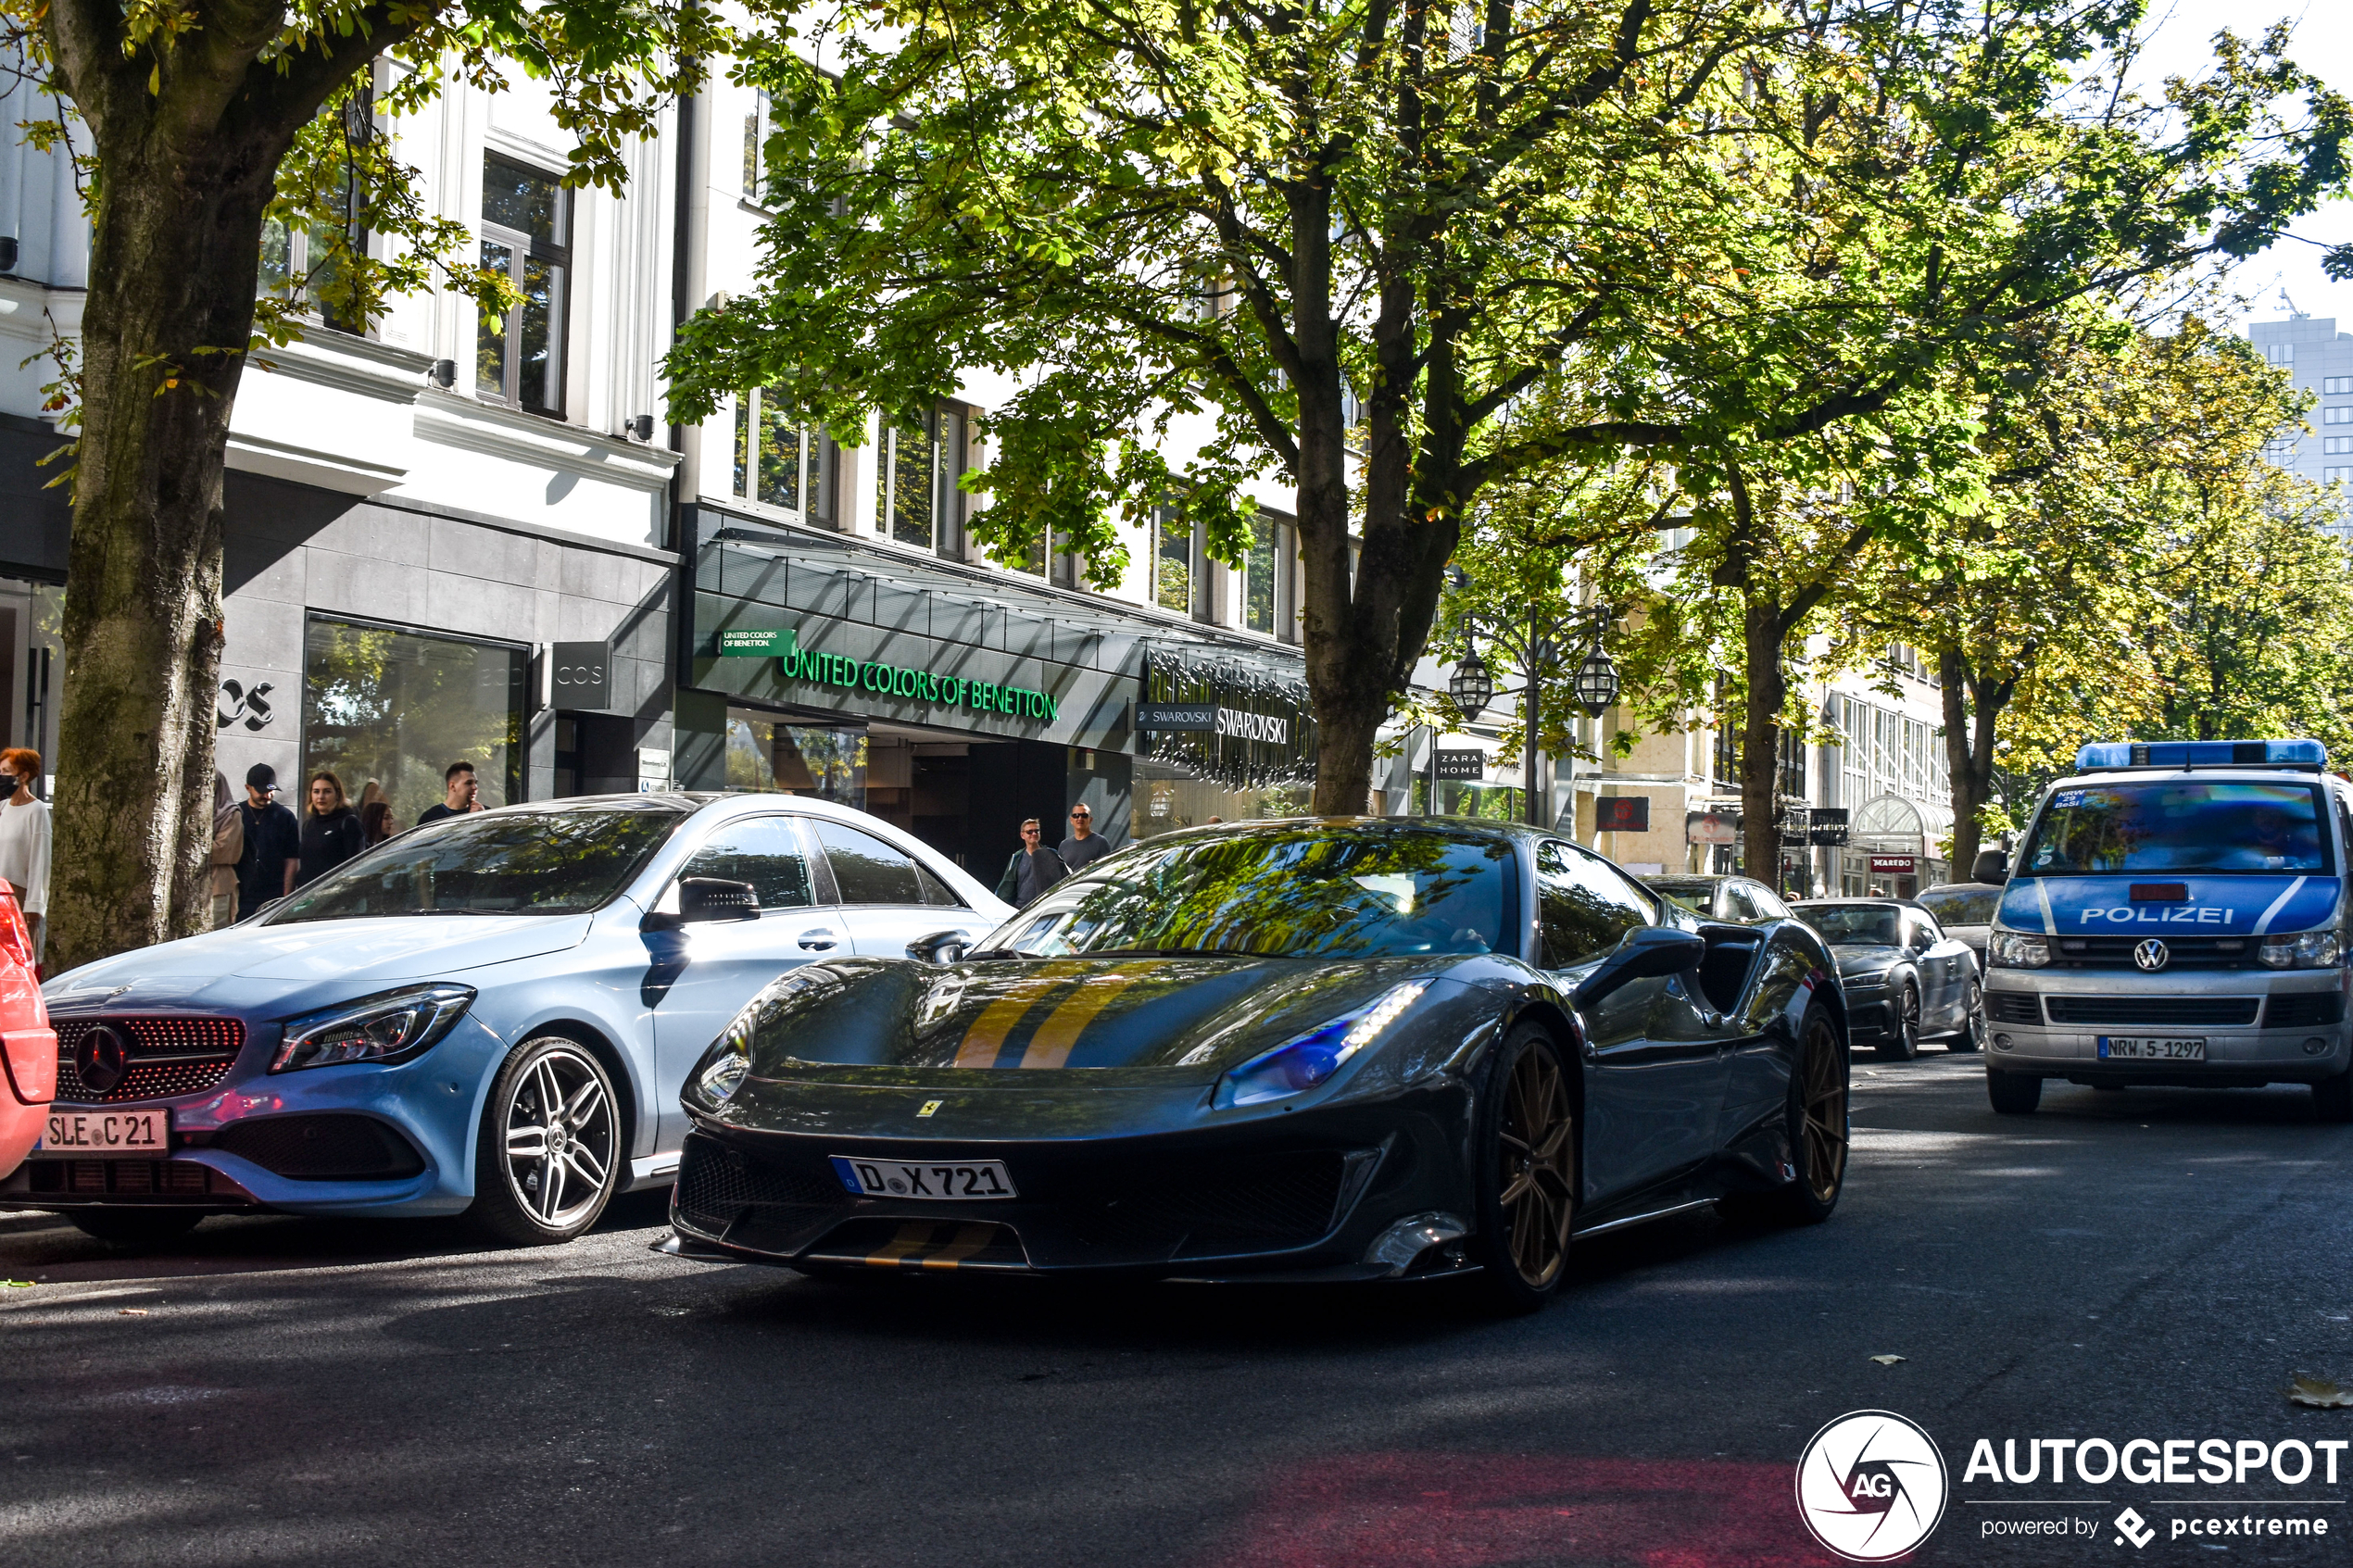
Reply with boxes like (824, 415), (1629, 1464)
(0, 747), (50, 965)
(417, 760), (481, 825)
(297, 771), (364, 887)
(208, 770), (243, 929)
(1060, 802), (1116, 872)
(994, 818), (1068, 904)
(233, 763), (301, 920)
(359, 799), (396, 848)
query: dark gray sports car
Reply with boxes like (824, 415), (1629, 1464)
(661, 819), (1853, 1311)
(1793, 899), (1985, 1060)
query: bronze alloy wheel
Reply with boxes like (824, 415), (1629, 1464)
(1496, 1034), (1576, 1289)
(1798, 1013), (1848, 1206)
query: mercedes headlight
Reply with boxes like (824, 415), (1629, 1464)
(1989, 931), (2051, 970)
(1215, 981), (1430, 1109)
(272, 984), (476, 1073)
(2260, 929), (2343, 970)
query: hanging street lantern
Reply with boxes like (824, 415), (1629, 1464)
(1448, 649), (1495, 718)
(1573, 644), (1620, 719)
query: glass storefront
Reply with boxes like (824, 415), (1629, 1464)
(1134, 759), (1308, 838)
(1406, 779), (1526, 821)
(302, 616), (527, 821)
(721, 707), (867, 809)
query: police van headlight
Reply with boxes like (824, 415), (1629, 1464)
(1989, 931), (2050, 969)
(2259, 928), (2342, 970)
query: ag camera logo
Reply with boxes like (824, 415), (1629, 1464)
(1795, 1410), (1950, 1562)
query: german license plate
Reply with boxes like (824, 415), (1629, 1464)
(41, 1109), (170, 1155)
(2097, 1036), (2207, 1061)
(830, 1156), (1016, 1200)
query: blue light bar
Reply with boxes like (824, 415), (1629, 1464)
(2073, 738), (2329, 771)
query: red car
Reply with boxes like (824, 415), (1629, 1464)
(0, 884), (54, 1179)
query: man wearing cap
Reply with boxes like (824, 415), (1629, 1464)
(233, 764), (302, 920)
(1060, 802), (1116, 873)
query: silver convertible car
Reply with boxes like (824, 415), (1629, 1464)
(14, 795), (1010, 1246)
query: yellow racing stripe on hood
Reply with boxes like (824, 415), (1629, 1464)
(952, 963), (1088, 1068)
(1018, 972), (1147, 1068)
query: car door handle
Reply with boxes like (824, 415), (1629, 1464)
(798, 929), (838, 951)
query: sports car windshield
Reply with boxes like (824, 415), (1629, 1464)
(983, 827), (1513, 959)
(2020, 781), (2331, 876)
(1645, 879), (1716, 913)
(1801, 906), (1901, 947)
(266, 804), (687, 922)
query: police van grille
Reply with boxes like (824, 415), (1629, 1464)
(2043, 996), (2260, 1026)
(2050, 936), (2252, 970)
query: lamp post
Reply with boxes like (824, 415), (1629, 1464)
(1443, 585), (1619, 829)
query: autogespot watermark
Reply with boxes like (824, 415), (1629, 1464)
(1796, 1412), (2347, 1557)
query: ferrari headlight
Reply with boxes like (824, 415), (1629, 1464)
(698, 1014), (755, 1103)
(271, 984), (475, 1073)
(2260, 929), (2342, 970)
(1216, 981), (1430, 1109)
(1989, 931), (2050, 969)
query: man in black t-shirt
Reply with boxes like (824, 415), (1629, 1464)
(417, 760), (481, 825)
(234, 764), (301, 919)
(1059, 803), (1115, 872)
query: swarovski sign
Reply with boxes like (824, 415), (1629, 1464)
(1135, 701), (1288, 745)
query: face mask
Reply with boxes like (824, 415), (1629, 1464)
(0, 775), (16, 793)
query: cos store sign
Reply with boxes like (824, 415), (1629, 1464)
(546, 640), (611, 710)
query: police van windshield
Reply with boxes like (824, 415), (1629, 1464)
(2019, 781), (2333, 876)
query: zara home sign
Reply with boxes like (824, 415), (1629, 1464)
(720, 626), (1062, 722)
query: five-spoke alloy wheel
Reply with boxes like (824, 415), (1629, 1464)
(472, 1036), (622, 1246)
(1469, 1022), (1576, 1314)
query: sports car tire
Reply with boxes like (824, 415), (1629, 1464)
(1877, 982), (1921, 1061)
(1720, 1002), (1847, 1227)
(1947, 983), (1986, 1053)
(67, 1210), (204, 1248)
(1986, 1068), (2042, 1115)
(1466, 1022), (1577, 1316)
(469, 1036), (623, 1247)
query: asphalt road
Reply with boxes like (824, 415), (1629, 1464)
(5, 1053), (2352, 1567)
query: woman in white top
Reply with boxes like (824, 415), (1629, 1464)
(0, 747), (51, 964)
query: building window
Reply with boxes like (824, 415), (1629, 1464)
(1239, 513), (1295, 636)
(2325, 407), (2353, 426)
(302, 616), (527, 821)
(2266, 343), (2295, 366)
(874, 408), (964, 557)
(2326, 378), (2353, 395)
(476, 156), (570, 414)
(734, 390), (828, 522)
(722, 709), (865, 809)
(2327, 467), (2352, 484)
(2325, 437), (2353, 456)
(742, 90), (774, 202)
(259, 94), (372, 333)
(1154, 507), (1198, 616)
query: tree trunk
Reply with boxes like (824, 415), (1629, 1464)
(1936, 643), (2014, 880)
(46, 126), (283, 972)
(1740, 599), (1787, 894)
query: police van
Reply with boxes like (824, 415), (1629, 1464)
(1983, 738), (2353, 1118)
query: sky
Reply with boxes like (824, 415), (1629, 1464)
(2130, 0), (2353, 331)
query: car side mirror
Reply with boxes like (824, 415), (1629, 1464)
(644, 877), (760, 931)
(1575, 926), (1707, 1009)
(1970, 849), (2009, 884)
(907, 929), (974, 965)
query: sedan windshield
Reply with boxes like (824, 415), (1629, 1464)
(2020, 781), (2330, 876)
(267, 804), (687, 922)
(1800, 906), (1901, 947)
(1916, 886), (2000, 925)
(983, 827), (1514, 960)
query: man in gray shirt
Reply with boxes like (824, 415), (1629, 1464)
(995, 819), (1069, 905)
(1060, 803), (1115, 872)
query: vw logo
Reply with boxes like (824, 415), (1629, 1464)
(1794, 1409), (1949, 1561)
(75, 1023), (132, 1094)
(2133, 939), (2170, 972)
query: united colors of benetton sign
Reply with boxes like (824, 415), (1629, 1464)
(722, 625), (1060, 722)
